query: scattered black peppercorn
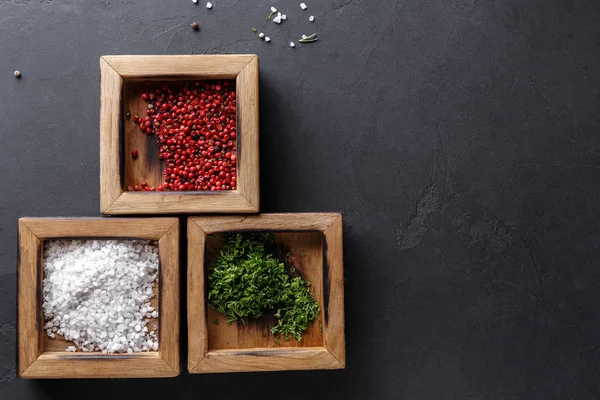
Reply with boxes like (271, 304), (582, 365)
(191, 22), (199, 31)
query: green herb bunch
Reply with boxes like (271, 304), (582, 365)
(207, 233), (320, 341)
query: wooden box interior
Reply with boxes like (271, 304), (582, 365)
(121, 79), (237, 191)
(40, 238), (161, 354)
(204, 232), (325, 350)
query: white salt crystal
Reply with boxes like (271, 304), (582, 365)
(265, 36), (271, 42)
(281, 14), (287, 20)
(273, 15), (281, 23)
(271, 6), (277, 12)
(193, 0), (198, 3)
(290, 42), (295, 47)
(42, 240), (159, 354)
(206, 1), (212, 8)
(309, 15), (315, 21)
(300, 2), (307, 10)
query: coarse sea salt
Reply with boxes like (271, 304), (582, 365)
(42, 239), (159, 353)
(300, 2), (307, 10)
(206, 1), (212, 8)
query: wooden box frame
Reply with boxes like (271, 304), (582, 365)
(17, 218), (180, 379)
(100, 55), (260, 215)
(187, 213), (345, 373)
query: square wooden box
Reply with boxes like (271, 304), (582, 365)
(187, 213), (345, 373)
(17, 218), (180, 379)
(99, 55), (260, 215)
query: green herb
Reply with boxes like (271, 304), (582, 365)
(273, 339), (281, 345)
(212, 318), (220, 325)
(266, 11), (276, 20)
(252, 28), (257, 32)
(303, 33), (317, 40)
(207, 233), (320, 341)
(299, 38), (318, 43)
(286, 251), (292, 258)
(301, 251), (306, 257)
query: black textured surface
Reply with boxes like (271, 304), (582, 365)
(1, 0), (600, 398)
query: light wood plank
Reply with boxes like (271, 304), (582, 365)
(236, 56), (260, 210)
(102, 55), (256, 79)
(21, 353), (177, 379)
(323, 214), (346, 366)
(187, 218), (208, 371)
(191, 213), (340, 234)
(99, 58), (123, 213)
(18, 221), (41, 376)
(192, 347), (342, 373)
(105, 192), (256, 214)
(20, 217), (178, 239)
(158, 223), (180, 374)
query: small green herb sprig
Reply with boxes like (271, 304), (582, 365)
(207, 233), (320, 341)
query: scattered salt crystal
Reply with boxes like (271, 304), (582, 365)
(273, 15), (282, 23)
(290, 42), (295, 47)
(206, 1), (212, 8)
(281, 14), (287, 20)
(271, 6), (277, 12)
(300, 2), (307, 10)
(193, 0), (198, 3)
(309, 15), (315, 21)
(265, 36), (271, 42)
(66, 346), (76, 352)
(302, 34), (307, 39)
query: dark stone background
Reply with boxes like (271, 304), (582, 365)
(1, 0), (599, 398)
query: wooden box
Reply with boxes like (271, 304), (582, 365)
(187, 213), (345, 373)
(17, 218), (180, 379)
(99, 55), (260, 215)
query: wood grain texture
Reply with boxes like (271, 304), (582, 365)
(157, 222), (180, 374)
(191, 347), (342, 374)
(17, 217), (180, 378)
(122, 81), (164, 189)
(99, 58), (123, 213)
(323, 214), (346, 366)
(236, 56), (260, 210)
(105, 191), (256, 215)
(187, 218), (208, 372)
(102, 55), (256, 79)
(190, 213), (340, 234)
(18, 221), (41, 376)
(19, 217), (177, 239)
(21, 353), (177, 379)
(187, 214), (344, 373)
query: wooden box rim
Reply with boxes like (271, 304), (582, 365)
(187, 213), (345, 373)
(17, 217), (180, 379)
(99, 54), (260, 215)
